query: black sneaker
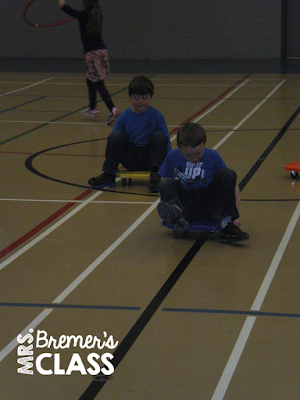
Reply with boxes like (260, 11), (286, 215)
(88, 172), (116, 189)
(218, 223), (249, 243)
(147, 172), (161, 193)
(157, 202), (189, 230)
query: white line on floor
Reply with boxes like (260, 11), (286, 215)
(0, 198), (154, 205)
(0, 78), (54, 96)
(0, 190), (102, 272)
(212, 80), (286, 150)
(0, 199), (159, 362)
(0, 78), (291, 371)
(211, 201), (300, 400)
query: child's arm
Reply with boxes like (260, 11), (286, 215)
(58, 1), (81, 18)
(58, 0), (65, 9)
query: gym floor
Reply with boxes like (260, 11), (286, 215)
(0, 58), (299, 400)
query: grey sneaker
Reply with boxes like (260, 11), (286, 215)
(81, 108), (99, 118)
(157, 202), (188, 229)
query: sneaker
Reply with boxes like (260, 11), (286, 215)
(81, 108), (99, 118)
(106, 107), (121, 125)
(147, 172), (161, 193)
(88, 172), (116, 189)
(157, 202), (189, 230)
(218, 223), (249, 243)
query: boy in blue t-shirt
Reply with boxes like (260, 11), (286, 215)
(157, 122), (249, 243)
(88, 76), (171, 192)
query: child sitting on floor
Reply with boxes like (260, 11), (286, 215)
(157, 122), (249, 243)
(88, 75), (171, 193)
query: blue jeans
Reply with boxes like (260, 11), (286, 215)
(159, 168), (239, 221)
(102, 131), (168, 174)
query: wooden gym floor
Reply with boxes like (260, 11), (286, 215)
(0, 59), (299, 400)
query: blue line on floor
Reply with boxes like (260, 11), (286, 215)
(162, 307), (300, 318)
(0, 302), (140, 311)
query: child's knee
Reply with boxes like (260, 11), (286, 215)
(107, 130), (124, 143)
(159, 177), (173, 191)
(219, 168), (237, 183)
(151, 131), (168, 145)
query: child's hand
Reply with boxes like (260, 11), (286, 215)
(58, 0), (65, 8)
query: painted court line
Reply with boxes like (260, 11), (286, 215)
(0, 75), (292, 386)
(0, 198), (154, 205)
(0, 302), (140, 311)
(0, 200), (159, 363)
(0, 77), (54, 96)
(0, 190), (101, 268)
(211, 201), (300, 400)
(212, 79), (286, 150)
(0, 75), (282, 361)
(162, 307), (300, 319)
(0, 76), (252, 258)
(193, 79), (249, 123)
(0, 120), (106, 126)
(170, 79), (249, 143)
(0, 78), (248, 360)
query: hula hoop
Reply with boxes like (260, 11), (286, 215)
(23, 0), (74, 28)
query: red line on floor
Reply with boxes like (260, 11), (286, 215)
(1, 70), (255, 260)
(0, 189), (93, 260)
(169, 72), (252, 134)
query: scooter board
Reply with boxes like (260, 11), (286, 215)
(284, 162), (300, 178)
(116, 170), (150, 185)
(166, 218), (221, 238)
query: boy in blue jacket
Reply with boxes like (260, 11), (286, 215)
(157, 122), (249, 243)
(88, 76), (171, 193)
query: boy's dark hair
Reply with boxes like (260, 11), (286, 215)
(128, 76), (154, 97)
(177, 122), (207, 148)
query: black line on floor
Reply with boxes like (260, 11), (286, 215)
(238, 104), (300, 192)
(24, 139), (159, 197)
(0, 86), (128, 147)
(77, 232), (209, 400)
(0, 96), (46, 113)
(77, 91), (300, 400)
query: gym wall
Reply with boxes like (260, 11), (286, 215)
(1, 0), (282, 60)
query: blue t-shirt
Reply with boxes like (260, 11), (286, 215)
(112, 106), (171, 152)
(158, 148), (226, 190)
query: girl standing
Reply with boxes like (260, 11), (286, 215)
(58, 0), (120, 124)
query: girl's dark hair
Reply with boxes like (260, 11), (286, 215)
(128, 76), (154, 97)
(177, 122), (207, 148)
(84, 0), (102, 35)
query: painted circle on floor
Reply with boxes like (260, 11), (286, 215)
(24, 139), (158, 197)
